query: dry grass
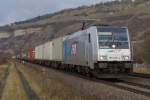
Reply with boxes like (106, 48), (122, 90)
(133, 67), (150, 74)
(0, 63), (9, 99)
(0, 64), (9, 80)
(17, 62), (150, 100)
(17, 63), (96, 100)
(1, 63), (28, 100)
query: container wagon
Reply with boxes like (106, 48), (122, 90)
(34, 37), (66, 67)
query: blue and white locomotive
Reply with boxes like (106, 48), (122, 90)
(64, 26), (133, 77)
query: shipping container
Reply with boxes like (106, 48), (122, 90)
(52, 36), (66, 61)
(43, 41), (53, 60)
(35, 44), (44, 60)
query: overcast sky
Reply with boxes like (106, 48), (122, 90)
(0, 0), (113, 26)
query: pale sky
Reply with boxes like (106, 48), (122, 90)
(0, 0), (114, 26)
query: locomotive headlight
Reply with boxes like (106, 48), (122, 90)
(100, 56), (107, 60)
(123, 56), (129, 60)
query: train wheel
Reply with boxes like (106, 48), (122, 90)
(84, 67), (90, 77)
(77, 66), (81, 73)
(126, 68), (133, 73)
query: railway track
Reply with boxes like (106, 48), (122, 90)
(128, 73), (150, 79)
(21, 61), (150, 98)
(119, 79), (150, 89)
(105, 79), (150, 97)
(75, 75), (150, 98)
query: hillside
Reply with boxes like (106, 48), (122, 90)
(0, 0), (150, 63)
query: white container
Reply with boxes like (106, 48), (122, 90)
(35, 44), (44, 60)
(52, 37), (66, 61)
(43, 41), (53, 60)
(22, 53), (28, 59)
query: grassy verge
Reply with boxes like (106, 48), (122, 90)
(17, 62), (96, 100)
(1, 63), (28, 100)
(133, 67), (150, 74)
(0, 64), (8, 80)
(0, 63), (11, 99)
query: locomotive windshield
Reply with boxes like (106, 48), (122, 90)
(97, 27), (129, 49)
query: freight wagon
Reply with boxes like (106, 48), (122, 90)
(19, 25), (133, 78)
(33, 37), (66, 67)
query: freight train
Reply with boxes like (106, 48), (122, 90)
(17, 26), (133, 78)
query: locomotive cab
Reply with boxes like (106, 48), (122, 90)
(94, 26), (133, 75)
